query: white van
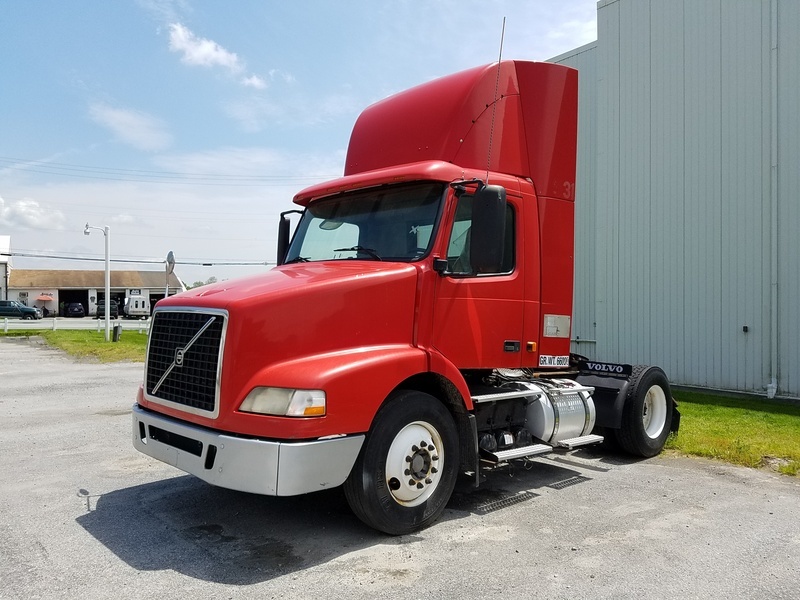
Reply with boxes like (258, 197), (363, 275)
(124, 295), (150, 318)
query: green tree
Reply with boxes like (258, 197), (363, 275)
(187, 276), (218, 289)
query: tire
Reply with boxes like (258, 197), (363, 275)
(344, 390), (459, 535)
(23, 315), (32, 320)
(614, 365), (673, 458)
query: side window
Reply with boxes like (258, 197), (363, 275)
(446, 196), (515, 275)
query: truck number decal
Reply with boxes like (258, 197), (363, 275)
(539, 355), (569, 367)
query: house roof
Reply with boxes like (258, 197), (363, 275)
(8, 269), (183, 290)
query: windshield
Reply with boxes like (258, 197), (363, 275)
(285, 182), (445, 263)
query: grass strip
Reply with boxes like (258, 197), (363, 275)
(667, 390), (800, 476)
(1, 330), (147, 363)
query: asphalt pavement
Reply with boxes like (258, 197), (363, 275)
(1, 337), (798, 599)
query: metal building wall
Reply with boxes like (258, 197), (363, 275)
(556, 0), (799, 398)
(777, 2), (800, 397)
(550, 43), (598, 359)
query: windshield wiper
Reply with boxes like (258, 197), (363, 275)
(333, 246), (382, 260)
(284, 256), (310, 264)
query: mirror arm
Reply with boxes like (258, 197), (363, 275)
(432, 257), (449, 275)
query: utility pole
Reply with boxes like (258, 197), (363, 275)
(85, 223), (111, 342)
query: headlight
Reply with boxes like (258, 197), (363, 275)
(239, 387), (326, 417)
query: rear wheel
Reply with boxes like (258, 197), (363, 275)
(615, 365), (673, 457)
(344, 390), (459, 535)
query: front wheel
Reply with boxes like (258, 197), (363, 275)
(615, 365), (673, 457)
(23, 315), (32, 320)
(344, 390), (459, 535)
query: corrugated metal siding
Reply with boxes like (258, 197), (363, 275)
(649, 1), (686, 382)
(717, 0), (772, 393)
(594, 0), (621, 363)
(561, 0), (798, 398)
(683, 1), (723, 389)
(551, 43), (598, 359)
(777, 1), (800, 396)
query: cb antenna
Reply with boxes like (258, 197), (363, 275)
(486, 16), (506, 182)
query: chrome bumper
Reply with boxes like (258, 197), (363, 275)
(132, 405), (364, 496)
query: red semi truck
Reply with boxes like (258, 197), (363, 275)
(133, 60), (679, 535)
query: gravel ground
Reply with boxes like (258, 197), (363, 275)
(1, 337), (798, 599)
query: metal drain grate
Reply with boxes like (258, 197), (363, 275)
(547, 475), (591, 490)
(473, 491), (539, 515)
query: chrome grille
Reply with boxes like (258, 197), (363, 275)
(145, 310), (226, 414)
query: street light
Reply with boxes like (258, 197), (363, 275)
(84, 223), (111, 342)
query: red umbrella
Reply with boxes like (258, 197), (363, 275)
(36, 294), (53, 301)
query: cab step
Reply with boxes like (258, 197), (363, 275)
(555, 434), (604, 450)
(482, 443), (553, 463)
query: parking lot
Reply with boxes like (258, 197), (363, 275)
(1, 337), (799, 599)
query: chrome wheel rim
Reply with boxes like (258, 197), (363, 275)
(385, 421), (444, 506)
(642, 385), (668, 439)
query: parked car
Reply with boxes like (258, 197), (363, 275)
(0, 300), (42, 320)
(65, 303), (85, 318)
(96, 299), (119, 319)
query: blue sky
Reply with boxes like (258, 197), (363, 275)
(0, 0), (597, 284)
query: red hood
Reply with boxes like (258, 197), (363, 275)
(166, 262), (417, 313)
(159, 262), (420, 400)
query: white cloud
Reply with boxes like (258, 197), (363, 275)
(222, 89), (361, 132)
(0, 195), (66, 231)
(89, 104), (173, 152)
(545, 18), (597, 48)
(241, 74), (267, 89)
(111, 213), (138, 225)
(318, 93), (362, 120)
(153, 146), (343, 189)
(137, 0), (190, 23)
(168, 23), (275, 90)
(223, 98), (283, 132)
(155, 147), (292, 177)
(0, 146), (344, 282)
(169, 23), (243, 73)
(268, 69), (296, 85)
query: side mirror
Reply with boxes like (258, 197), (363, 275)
(469, 184), (506, 273)
(276, 210), (303, 266)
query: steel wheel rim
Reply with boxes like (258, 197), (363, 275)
(642, 385), (668, 439)
(385, 421), (444, 507)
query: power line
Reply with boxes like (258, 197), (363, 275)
(0, 155), (337, 187)
(1, 251), (274, 267)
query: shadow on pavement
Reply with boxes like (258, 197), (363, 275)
(77, 449), (639, 584)
(446, 448), (639, 516)
(77, 476), (382, 585)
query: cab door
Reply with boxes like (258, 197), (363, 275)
(431, 191), (524, 369)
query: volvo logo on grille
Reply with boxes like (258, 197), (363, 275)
(151, 315), (217, 396)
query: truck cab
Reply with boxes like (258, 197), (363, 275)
(132, 60), (679, 535)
